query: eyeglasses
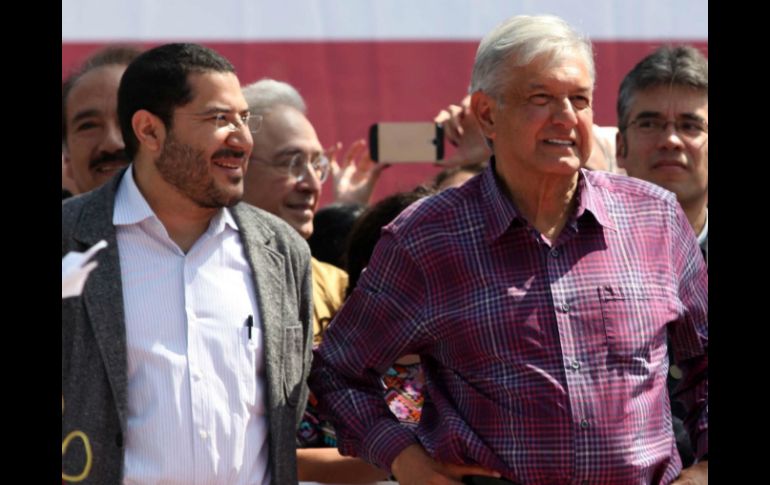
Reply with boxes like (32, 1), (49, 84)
(176, 110), (263, 135)
(253, 152), (330, 183)
(626, 117), (708, 139)
(212, 112), (263, 135)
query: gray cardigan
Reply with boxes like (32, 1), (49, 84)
(62, 169), (313, 484)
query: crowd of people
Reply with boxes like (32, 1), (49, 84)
(62, 13), (707, 485)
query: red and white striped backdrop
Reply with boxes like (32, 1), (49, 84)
(63, 0), (708, 205)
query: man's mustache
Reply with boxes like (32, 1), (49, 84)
(211, 148), (246, 159)
(90, 150), (130, 169)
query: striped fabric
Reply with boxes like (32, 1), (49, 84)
(311, 162), (708, 485)
(114, 167), (270, 485)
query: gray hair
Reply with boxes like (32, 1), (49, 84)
(470, 14), (595, 101)
(241, 78), (307, 116)
(617, 45), (708, 131)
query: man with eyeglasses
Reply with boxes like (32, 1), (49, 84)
(62, 44), (313, 484)
(240, 79), (352, 347)
(311, 15), (707, 485)
(616, 45), (708, 264)
(615, 45), (709, 482)
(239, 79), (393, 484)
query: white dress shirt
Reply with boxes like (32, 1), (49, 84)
(115, 167), (270, 485)
(697, 208), (708, 246)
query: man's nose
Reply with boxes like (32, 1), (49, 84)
(99, 119), (125, 152)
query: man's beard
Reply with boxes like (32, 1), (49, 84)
(155, 133), (242, 209)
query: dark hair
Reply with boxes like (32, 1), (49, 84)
(432, 161), (487, 190)
(307, 203), (366, 269)
(617, 45), (708, 132)
(345, 186), (435, 297)
(117, 43), (236, 159)
(62, 46), (142, 146)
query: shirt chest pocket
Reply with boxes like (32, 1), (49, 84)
(599, 284), (674, 368)
(238, 326), (264, 414)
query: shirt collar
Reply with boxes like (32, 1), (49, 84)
(481, 160), (616, 242)
(480, 158), (524, 242)
(574, 169), (616, 231)
(697, 208), (708, 246)
(113, 164), (155, 226)
(113, 164), (239, 234)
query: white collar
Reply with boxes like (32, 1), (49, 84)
(697, 208), (708, 246)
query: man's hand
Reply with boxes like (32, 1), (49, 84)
(329, 139), (389, 206)
(434, 95), (491, 168)
(391, 443), (502, 485)
(671, 460), (707, 485)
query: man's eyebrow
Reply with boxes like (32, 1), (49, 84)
(679, 113), (707, 123)
(527, 83), (548, 91)
(194, 107), (230, 116)
(526, 83), (592, 92)
(71, 109), (102, 124)
(633, 111), (707, 123)
(272, 148), (303, 158)
(273, 148), (321, 159)
(632, 111), (663, 119)
(196, 106), (251, 116)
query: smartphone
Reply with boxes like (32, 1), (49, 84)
(369, 122), (444, 163)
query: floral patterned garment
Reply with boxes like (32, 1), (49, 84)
(298, 361), (424, 447)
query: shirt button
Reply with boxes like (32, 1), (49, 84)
(550, 248), (560, 258)
(560, 302), (570, 313)
(199, 430), (208, 439)
(571, 360), (581, 371)
(580, 419), (589, 429)
(669, 364), (683, 380)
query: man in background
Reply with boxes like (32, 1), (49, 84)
(62, 46), (140, 196)
(616, 45), (708, 263)
(615, 46), (709, 473)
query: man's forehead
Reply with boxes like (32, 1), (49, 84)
(259, 107), (320, 151)
(508, 55), (594, 90)
(66, 64), (124, 117)
(185, 71), (246, 108)
(630, 86), (708, 116)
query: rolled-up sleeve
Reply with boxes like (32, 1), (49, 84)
(309, 229), (427, 470)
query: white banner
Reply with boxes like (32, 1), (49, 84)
(63, 0), (707, 41)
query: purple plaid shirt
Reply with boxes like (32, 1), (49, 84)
(310, 163), (708, 485)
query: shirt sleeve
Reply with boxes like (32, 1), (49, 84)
(309, 228), (428, 471)
(667, 203), (708, 460)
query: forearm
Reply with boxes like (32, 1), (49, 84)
(297, 447), (389, 483)
(309, 354), (419, 468)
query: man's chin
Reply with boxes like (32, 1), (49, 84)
(221, 190), (245, 208)
(291, 221), (313, 239)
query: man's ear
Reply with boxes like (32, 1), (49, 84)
(471, 91), (497, 142)
(132, 109), (166, 154)
(615, 130), (627, 167)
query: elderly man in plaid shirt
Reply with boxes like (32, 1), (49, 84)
(310, 14), (707, 485)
